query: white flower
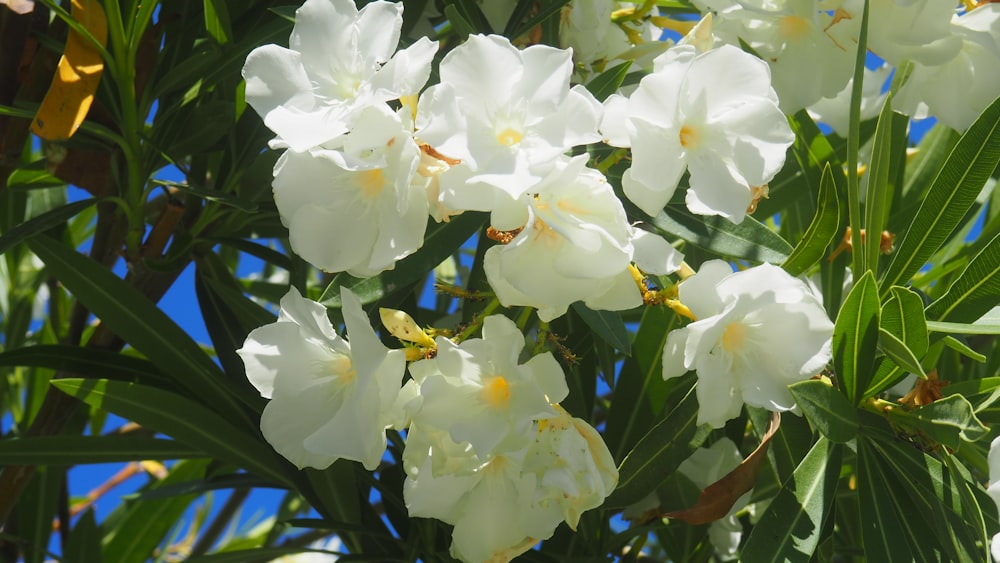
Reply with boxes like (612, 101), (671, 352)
(662, 261), (834, 428)
(895, 4), (1000, 132)
(243, 0), (437, 151)
(868, 0), (964, 66)
(677, 439), (748, 560)
(989, 436), (1000, 561)
(417, 34), (602, 203)
(237, 287), (405, 470)
(808, 63), (892, 138)
(480, 155), (682, 321)
(601, 44), (794, 223)
(271, 105), (429, 277)
(406, 315), (568, 457)
(695, 0), (862, 113)
(559, 0), (632, 70)
(522, 406), (618, 530)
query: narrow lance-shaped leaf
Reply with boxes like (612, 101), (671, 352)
(926, 231), (1000, 324)
(0, 198), (95, 256)
(28, 234), (250, 424)
(880, 94), (1000, 295)
(788, 379), (859, 443)
(571, 302), (631, 356)
(585, 61), (632, 102)
(862, 95), (895, 274)
(741, 437), (841, 562)
(885, 394), (990, 450)
(50, 379), (292, 487)
(833, 270), (880, 404)
(645, 204), (793, 263)
(0, 436), (204, 465)
(605, 380), (700, 508)
(782, 163), (841, 276)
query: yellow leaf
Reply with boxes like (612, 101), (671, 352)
(379, 308), (437, 348)
(31, 0), (108, 141)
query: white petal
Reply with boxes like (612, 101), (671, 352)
(632, 229), (683, 275)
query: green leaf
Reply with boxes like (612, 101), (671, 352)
(28, 234), (249, 425)
(0, 198), (95, 256)
(185, 548), (342, 563)
(833, 270), (880, 404)
(149, 179), (257, 211)
(16, 465), (62, 563)
(943, 377), (1000, 421)
(305, 464), (364, 553)
(5, 161), (66, 190)
(51, 379), (291, 486)
(880, 94), (1000, 294)
(788, 380), (859, 443)
(507, 0), (571, 40)
(878, 328), (927, 378)
(203, 0), (233, 44)
(862, 96), (896, 274)
(65, 509), (102, 563)
(741, 438), (841, 562)
(570, 302), (630, 355)
(0, 344), (169, 387)
(880, 286), (928, 357)
(320, 212), (485, 306)
(645, 205), (792, 263)
(886, 395), (990, 450)
(856, 437), (926, 562)
(0, 436), (204, 464)
(926, 231), (1000, 324)
(101, 460), (207, 563)
(782, 163), (841, 276)
(942, 334), (987, 363)
(604, 306), (680, 460)
(443, 4), (478, 37)
(584, 61), (632, 102)
(605, 380), (699, 508)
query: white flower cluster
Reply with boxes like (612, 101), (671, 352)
(239, 290), (618, 561)
(237, 1), (845, 560)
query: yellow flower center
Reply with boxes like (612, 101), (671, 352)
(779, 15), (810, 41)
(679, 124), (701, 150)
(722, 322), (747, 352)
(356, 169), (384, 198)
(331, 356), (356, 384)
(481, 376), (511, 409)
(497, 128), (523, 147)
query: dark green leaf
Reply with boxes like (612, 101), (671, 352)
(605, 380), (699, 508)
(584, 61), (632, 102)
(28, 234), (249, 425)
(886, 395), (989, 450)
(16, 465), (62, 563)
(101, 460), (207, 563)
(204, 0), (233, 44)
(65, 509), (101, 563)
(507, 0), (571, 40)
(741, 438), (840, 562)
(0, 198), (95, 256)
(833, 270), (880, 404)
(782, 163), (841, 276)
(0, 436), (204, 464)
(788, 380), (859, 443)
(942, 334), (987, 362)
(880, 94), (1000, 294)
(51, 379), (291, 486)
(5, 161), (66, 190)
(320, 212), (485, 306)
(185, 548), (343, 563)
(0, 344), (169, 387)
(862, 97), (896, 273)
(926, 231), (1000, 324)
(644, 205), (792, 263)
(570, 302), (630, 356)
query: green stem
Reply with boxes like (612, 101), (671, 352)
(845, 0), (870, 277)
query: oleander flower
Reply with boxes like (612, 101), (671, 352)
(601, 44), (794, 223)
(868, 0), (963, 66)
(416, 34), (602, 203)
(405, 314), (568, 457)
(271, 104), (429, 277)
(662, 261), (834, 428)
(237, 287), (405, 470)
(479, 155), (682, 321)
(243, 0), (437, 151)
